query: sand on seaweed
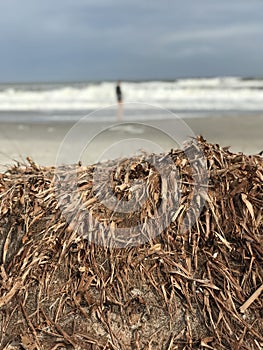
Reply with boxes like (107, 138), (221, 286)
(0, 138), (262, 349)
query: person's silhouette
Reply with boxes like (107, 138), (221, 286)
(116, 81), (123, 120)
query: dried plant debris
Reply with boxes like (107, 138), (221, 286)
(0, 137), (262, 350)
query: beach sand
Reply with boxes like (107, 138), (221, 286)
(0, 113), (262, 170)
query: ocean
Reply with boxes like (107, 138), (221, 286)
(0, 77), (263, 123)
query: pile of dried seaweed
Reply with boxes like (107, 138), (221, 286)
(0, 138), (262, 350)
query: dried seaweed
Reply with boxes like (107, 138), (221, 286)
(0, 137), (262, 349)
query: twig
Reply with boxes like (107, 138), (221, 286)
(240, 284), (263, 313)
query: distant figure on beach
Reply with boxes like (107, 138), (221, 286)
(116, 81), (123, 120)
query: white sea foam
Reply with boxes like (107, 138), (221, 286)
(0, 78), (263, 122)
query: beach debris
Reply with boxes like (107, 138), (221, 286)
(0, 137), (262, 349)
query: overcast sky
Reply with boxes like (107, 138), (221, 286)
(1, 0), (263, 82)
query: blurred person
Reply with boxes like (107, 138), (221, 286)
(116, 81), (123, 120)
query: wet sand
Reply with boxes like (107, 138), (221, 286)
(0, 114), (262, 170)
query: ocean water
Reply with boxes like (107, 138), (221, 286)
(0, 77), (263, 123)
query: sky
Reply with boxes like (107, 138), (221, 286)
(0, 0), (263, 82)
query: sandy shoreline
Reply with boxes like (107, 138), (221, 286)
(0, 113), (262, 170)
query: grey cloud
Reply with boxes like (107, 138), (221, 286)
(0, 0), (263, 81)
(163, 24), (263, 44)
